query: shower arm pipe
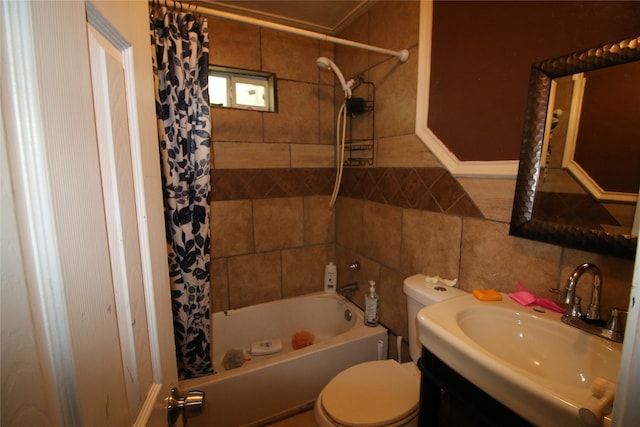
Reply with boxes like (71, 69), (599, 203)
(151, 1), (409, 62)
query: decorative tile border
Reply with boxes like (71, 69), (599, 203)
(340, 167), (483, 217)
(210, 168), (334, 200)
(210, 167), (483, 218)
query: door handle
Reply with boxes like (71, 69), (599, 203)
(167, 387), (205, 427)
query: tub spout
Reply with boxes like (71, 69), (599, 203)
(338, 282), (359, 294)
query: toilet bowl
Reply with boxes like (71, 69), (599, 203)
(314, 274), (467, 427)
(314, 360), (419, 427)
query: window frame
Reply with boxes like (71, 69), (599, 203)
(208, 65), (276, 112)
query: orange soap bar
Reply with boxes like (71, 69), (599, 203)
(472, 289), (502, 301)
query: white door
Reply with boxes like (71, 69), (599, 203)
(1, 1), (181, 426)
(85, 2), (179, 426)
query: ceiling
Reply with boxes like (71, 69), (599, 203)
(192, 0), (373, 34)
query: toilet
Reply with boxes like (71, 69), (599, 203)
(314, 274), (467, 427)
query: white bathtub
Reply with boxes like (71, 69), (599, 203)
(180, 292), (388, 426)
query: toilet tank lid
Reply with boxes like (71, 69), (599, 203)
(403, 274), (467, 305)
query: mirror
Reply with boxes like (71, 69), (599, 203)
(510, 35), (639, 260)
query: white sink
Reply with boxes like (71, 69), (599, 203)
(418, 294), (622, 426)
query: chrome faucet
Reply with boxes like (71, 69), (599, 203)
(561, 262), (602, 320)
(337, 261), (361, 295)
(560, 263), (626, 342)
(338, 282), (359, 295)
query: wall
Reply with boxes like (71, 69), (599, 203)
(208, 16), (340, 312)
(208, 1), (635, 358)
(330, 0), (635, 344)
(428, 0), (640, 162)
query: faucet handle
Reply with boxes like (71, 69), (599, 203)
(557, 286), (575, 306)
(606, 307), (628, 333)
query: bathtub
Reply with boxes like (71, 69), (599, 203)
(180, 292), (388, 426)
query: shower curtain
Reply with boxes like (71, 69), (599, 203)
(150, 5), (213, 379)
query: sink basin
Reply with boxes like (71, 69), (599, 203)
(457, 305), (619, 388)
(418, 293), (622, 426)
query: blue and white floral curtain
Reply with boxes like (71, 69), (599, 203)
(150, 6), (214, 379)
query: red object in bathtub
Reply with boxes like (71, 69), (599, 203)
(292, 330), (315, 349)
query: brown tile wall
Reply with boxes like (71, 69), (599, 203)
(333, 199), (634, 342)
(210, 195), (335, 312)
(207, 12), (338, 312)
(208, 0), (635, 356)
(209, 165), (483, 314)
(209, 14), (336, 170)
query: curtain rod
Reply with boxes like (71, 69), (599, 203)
(149, 1), (409, 62)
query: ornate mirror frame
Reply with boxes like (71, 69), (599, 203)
(510, 35), (639, 260)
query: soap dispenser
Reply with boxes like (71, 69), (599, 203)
(364, 280), (379, 326)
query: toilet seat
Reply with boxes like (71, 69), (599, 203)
(318, 360), (419, 427)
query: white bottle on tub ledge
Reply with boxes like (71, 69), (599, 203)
(324, 262), (337, 293)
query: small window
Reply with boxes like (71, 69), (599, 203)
(208, 66), (276, 112)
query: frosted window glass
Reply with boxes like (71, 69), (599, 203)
(235, 82), (266, 108)
(208, 75), (228, 107)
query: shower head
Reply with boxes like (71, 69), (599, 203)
(316, 56), (353, 97)
(315, 56), (333, 71)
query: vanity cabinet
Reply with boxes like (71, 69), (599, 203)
(418, 347), (533, 427)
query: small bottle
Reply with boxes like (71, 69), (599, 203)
(324, 262), (337, 293)
(365, 280), (378, 326)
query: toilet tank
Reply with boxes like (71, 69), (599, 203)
(403, 274), (467, 362)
